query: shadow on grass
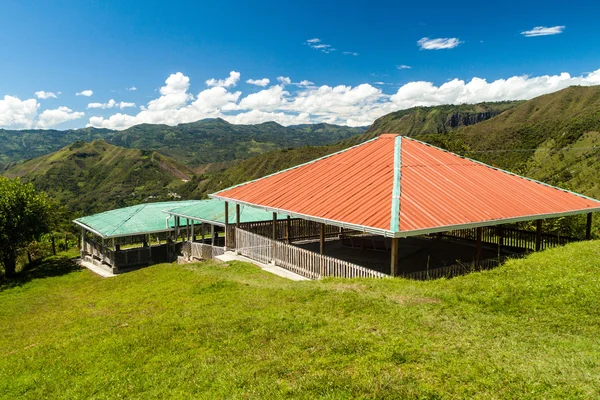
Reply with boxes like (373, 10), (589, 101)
(0, 256), (82, 292)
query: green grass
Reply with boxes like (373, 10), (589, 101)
(1, 242), (600, 399)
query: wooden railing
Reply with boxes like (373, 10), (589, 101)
(181, 241), (225, 261)
(235, 228), (388, 280)
(400, 258), (506, 280)
(82, 240), (153, 270)
(441, 226), (579, 251)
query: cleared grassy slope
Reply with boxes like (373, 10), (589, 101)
(1, 241), (599, 399)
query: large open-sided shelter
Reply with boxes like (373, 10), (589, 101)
(211, 134), (600, 278)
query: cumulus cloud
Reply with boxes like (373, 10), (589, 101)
(85, 68), (600, 130)
(521, 25), (565, 37)
(417, 37), (461, 50)
(246, 78), (270, 87)
(76, 90), (93, 97)
(206, 71), (241, 88)
(343, 52), (359, 56)
(35, 91), (58, 99)
(0, 95), (39, 129)
(397, 65), (412, 69)
(126, 86), (137, 91)
(87, 99), (136, 109)
(36, 106), (84, 129)
(297, 80), (315, 87)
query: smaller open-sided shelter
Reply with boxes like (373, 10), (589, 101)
(74, 200), (201, 273)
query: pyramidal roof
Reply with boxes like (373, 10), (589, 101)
(210, 134), (600, 237)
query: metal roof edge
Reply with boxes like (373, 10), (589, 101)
(73, 220), (107, 239)
(402, 136), (600, 204)
(390, 135), (402, 231)
(210, 135), (383, 197)
(161, 210), (226, 227)
(393, 207), (600, 238)
(210, 195), (397, 237)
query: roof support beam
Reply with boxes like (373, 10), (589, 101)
(390, 238), (399, 277)
(536, 220), (543, 251)
(272, 212), (277, 263)
(586, 212), (593, 240)
(224, 202), (229, 249)
(319, 223), (325, 255)
(475, 227), (482, 266)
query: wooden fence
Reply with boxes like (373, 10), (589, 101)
(226, 218), (345, 248)
(82, 240), (152, 270)
(400, 257), (506, 280)
(235, 228), (388, 279)
(441, 226), (579, 251)
(181, 241), (225, 261)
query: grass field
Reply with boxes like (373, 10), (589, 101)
(1, 242), (599, 399)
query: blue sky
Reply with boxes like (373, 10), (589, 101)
(1, 0), (599, 130)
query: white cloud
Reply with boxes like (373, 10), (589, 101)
(521, 25), (565, 37)
(0, 95), (39, 129)
(86, 68), (600, 130)
(343, 52), (359, 56)
(36, 106), (84, 129)
(126, 86), (137, 91)
(87, 99), (136, 109)
(397, 65), (412, 69)
(35, 91), (58, 99)
(417, 37), (461, 50)
(76, 90), (93, 97)
(246, 78), (270, 87)
(277, 76), (291, 85)
(206, 71), (241, 88)
(306, 38), (336, 54)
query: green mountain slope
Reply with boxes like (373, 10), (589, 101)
(344, 101), (521, 146)
(0, 119), (365, 169)
(4, 140), (193, 215)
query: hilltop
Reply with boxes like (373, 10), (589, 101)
(0, 119), (365, 170)
(4, 140), (193, 215)
(1, 241), (599, 398)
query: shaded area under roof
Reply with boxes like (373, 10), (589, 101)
(211, 134), (600, 237)
(74, 201), (201, 238)
(164, 199), (287, 226)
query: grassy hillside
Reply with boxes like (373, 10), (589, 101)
(1, 241), (599, 398)
(3, 140), (193, 215)
(0, 119), (365, 169)
(349, 101), (521, 145)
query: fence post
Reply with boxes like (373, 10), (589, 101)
(535, 220), (542, 251)
(475, 227), (482, 266)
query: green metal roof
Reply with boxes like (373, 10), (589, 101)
(74, 201), (201, 238)
(164, 199), (287, 226)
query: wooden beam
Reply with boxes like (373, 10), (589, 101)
(224, 202), (229, 249)
(272, 212), (277, 263)
(319, 223), (325, 255)
(286, 216), (291, 244)
(475, 227), (482, 265)
(191, 220), (195, 242)
(586, 213), (593, 240)
(210, 224), (215, 246)
(535, 219), (542, 251)
(236, 204), (241, 227)
(390, 237), (399, 277)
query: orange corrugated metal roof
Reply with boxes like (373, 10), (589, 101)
(210, 134), (600, 237)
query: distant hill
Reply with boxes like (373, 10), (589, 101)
(4, 140), (193, 215)
(343, 101), (521, 146)
(0, 119), (366, 170)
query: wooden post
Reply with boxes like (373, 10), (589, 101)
(272, 212), (277, 263)
(51, 234), (56, 255)
(475, 227), (482, 266)
(175, 216), (180, 240)
(235, 204), (241, 254)
(201, 222), (205, 243)
(497, 225), (504, 249)
(390, 237), (399, 277)
(191, 220), (195, 242)
(211, 224), (215, 246)
(286, 216), (291, 243)
(319, 223), (325, 255)
(535, 220), (542, 251)
(586, 213), (593, 240)
(224, 202), (229, 249)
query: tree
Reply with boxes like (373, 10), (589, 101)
(0, 177), (56, 278)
